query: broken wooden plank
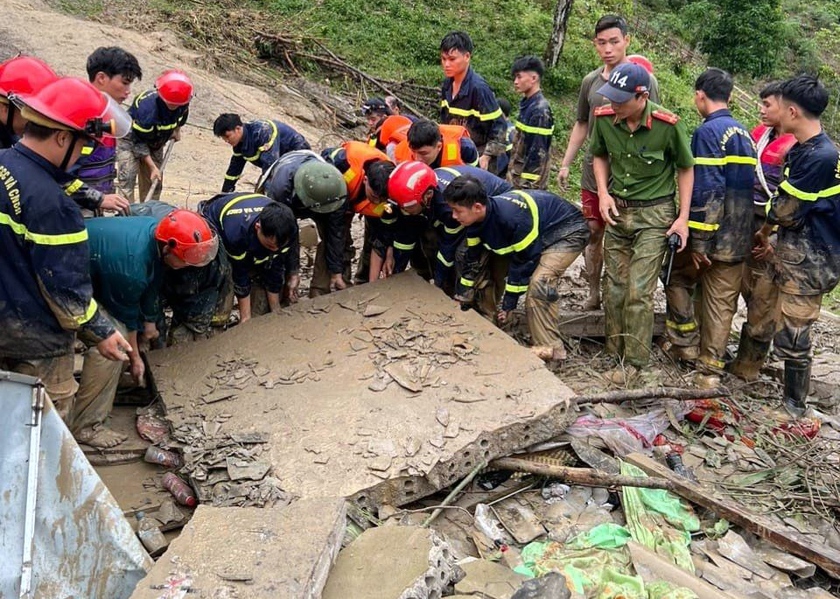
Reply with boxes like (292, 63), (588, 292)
(625, 452), (840, 579)
(559, 310), (665, 338)
(491, 456), (675, 490)
(576, 386), (729, 405)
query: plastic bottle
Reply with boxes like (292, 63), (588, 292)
(161, 472), (197, 507)
(135, 511), (168, 556)
(144, 446), (182, 468)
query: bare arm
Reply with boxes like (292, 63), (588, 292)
(594, 155), (618, 226)
(557, 121), (589, 187)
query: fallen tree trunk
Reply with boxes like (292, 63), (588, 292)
(576, 386), (730, 405)
(491, 456), (675, 491)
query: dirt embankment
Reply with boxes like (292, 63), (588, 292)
(0, 0), (338, 207)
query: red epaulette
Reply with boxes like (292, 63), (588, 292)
(652, 109), (680, 125)
(594, 105), (616, 117)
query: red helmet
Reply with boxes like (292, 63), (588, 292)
(156, 70), (193, 106)
(155, 209), (218, 267)
(0, 56), (58, 101)
(627, 55), (654, 75)
(12, 77), (132, 140)
(388, 161), (437, 209)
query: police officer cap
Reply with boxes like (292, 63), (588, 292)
(598, 63), (651, 104)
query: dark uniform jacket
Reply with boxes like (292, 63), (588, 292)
(261, 150), (346, 275)
(222, 119), (310, 192)
(127, 89), (189, 155)
(199, 193), (299, 299)
(64, 139), (118, 213)
(458, 190), (589, 311)
(0, 144), (115, 358)
(767, 131), (840, 295)
(87, 217), (163, 332)
(440, 67), (507, 156)
(509, 91), (554, 189)
(689, 109), (757, 262)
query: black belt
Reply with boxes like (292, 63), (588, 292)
(613, 195), (673, 208)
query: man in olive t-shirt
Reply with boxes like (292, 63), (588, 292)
(589, 63), (694, 380)
(558, 15), (660, 311)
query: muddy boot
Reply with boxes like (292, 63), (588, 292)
(783, 359), (811, 418)
(729, 325), (770, 382)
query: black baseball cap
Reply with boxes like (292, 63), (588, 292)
(361, 97), (391, 116)
(598, 63), (651, 104)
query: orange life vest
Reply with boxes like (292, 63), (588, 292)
(393, 124), (470, 166)
(369, 115), (412, 150)
(336, 141), (391, 218)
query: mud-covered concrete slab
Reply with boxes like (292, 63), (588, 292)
(150, 273), (576, 510)
(129, 498), (345, 599)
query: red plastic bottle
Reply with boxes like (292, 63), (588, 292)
(144, 446), (182, 468)
(161, 472), (197, 507)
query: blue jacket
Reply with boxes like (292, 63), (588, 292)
(86, 217), (163, 331)
(64, 139), (118, 213)
(459, 190), (588, 311)
(440, 68), (507, 155)
(0, 144), (115, 359)
(222, 119), (310, 192)
(767, 131), (840, 295)
(510, 91), (554, 188)
(261, 150), (346, 275)
(381, 166), (513, 287)
(199, 192), (299, 298)
(689, 109), (757, 261)
(127, 89), (189, 154)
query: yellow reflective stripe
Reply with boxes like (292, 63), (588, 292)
(330, 147), (343, 160)
(520, 172), (540, 181)
(227, 250), (247, 260)
(156, 122), (179, 131)
(779, 180), (840, 202)
(479, 108), (503, 122)
(224, 174), (241, 181)
(65, 179), (84, 194)
(132, 122), (154, 133)
(459, 277), (475, 288)
(688, 220), (720, 232)
(443, 224), (463, 235)
(80, 146), (94, 156)
(343, 168), (357, 185)
(467, 237), (481, 247)
(437, 167), (460, 178)
(505, 143), (514, 152)
(514, 120), (554, 136)
(666, 319), (697, 332)
(505, 283), (529, 294)
(244, 120), (278, 161)
(219, 193), (264, 229)
(254, 256), (270, 264)
(440, 101), (502, 122)
(281, 247), (289, 253)
(694, 155), (757, 166)
(445, 143), (457, 162)
(381, 216), (397, 225)
(700, 356), (726, 370)
(75, 298), (98, 326)
(436, 251), (454, 267)
(494, 190), (538, 255)
(393, 241), (415, 251)
(0, 211), (90, 246)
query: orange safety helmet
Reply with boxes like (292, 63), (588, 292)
(156, 70), (193, 106)
(387, 161), (437, 209)
(154, 209), (219, 267)
(12, 77), (132, 140)
(0, 56), (58, 102)
(627, 55), (654, 75)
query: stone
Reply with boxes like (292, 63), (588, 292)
(454, 559), (529, 599)
(322, 525), (455, 599)
(129, 498), (345, 599)
(511, 573), (571, 599)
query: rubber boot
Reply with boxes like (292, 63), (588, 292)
(730, 325), (771, 382)
(783, 359), (811, 418)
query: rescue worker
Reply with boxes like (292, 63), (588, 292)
(439, 31), (507, 173)
(130, 201), (233, 345)
(447, 176), (590, 362)
(369, 113), (413, 154)
(393, 119), (478, 167)
(663, 68), (757, 388)
(67, 47), (142, 217)
(754, 76), (840, 417)
(322, 141), (395, 287)
(376, 162), (513, 292)
(361, 97), (392, 147)
(496, 97), (515, 178)
(509, 56), (554, 189)
(557, 15), (661, 311)
(214, 113), (311, 192)
(590, 62), (694, 382)
(0, 77), (133, 446)
(259, 150), (348, 297)
(117, 69), (193, 202)
(84, 210), (217, 444)
(199, 192), (300, 323)
(0, 55), (58, 149)
(730, 82), (796, 380)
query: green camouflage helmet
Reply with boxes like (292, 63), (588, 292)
(293, 161), (347, 214)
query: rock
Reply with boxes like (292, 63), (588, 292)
(511, 573), (571, 599)
(454, 559), (529, 599)
(322, 525), (455, 599)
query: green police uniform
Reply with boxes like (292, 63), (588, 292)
(590, 100), (694, 367)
